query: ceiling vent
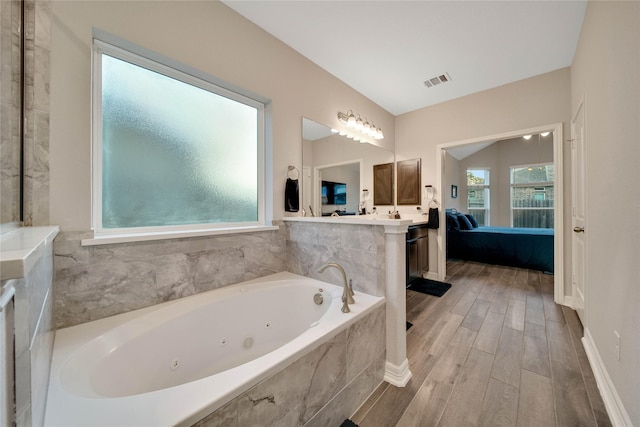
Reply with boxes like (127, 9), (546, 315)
(424, 72), (451, 88)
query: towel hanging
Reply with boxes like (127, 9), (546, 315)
(284, 167), (299, 212)
(427, 204), (440, 229)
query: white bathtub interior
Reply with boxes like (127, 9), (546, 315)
(45, 271), (384, 426)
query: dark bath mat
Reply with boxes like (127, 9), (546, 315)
(406, 321), (413, 331)
(408, 277), (452, 297)
(340, 420), (359, 427)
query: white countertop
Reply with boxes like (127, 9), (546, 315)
(283, 213), (429, 226)
(0, 226), (60, 281)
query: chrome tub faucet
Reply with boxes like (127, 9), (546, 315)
(317, 262), (355, 313)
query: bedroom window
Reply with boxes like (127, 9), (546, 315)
(510, 164), (554, 228)
(91, 39), (267, 239)
(466, 168), (490, 226)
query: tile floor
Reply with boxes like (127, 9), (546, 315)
(352, 260), (611, 427)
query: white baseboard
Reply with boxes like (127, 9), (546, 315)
(383, 359), (412, 387)
(562, 295), (576, 309)
(582, 328), (633, 427)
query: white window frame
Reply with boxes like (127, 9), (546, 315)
(85, 38), (274, 246)
(466, 167), (490, 226)
(509, 162), (554, 227)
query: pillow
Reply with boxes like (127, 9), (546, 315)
(456, 213), (473, 230)
(465, 213), (479, 228)
(446, 212), (460, 231)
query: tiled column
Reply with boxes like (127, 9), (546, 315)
(23, 0), (51, 226)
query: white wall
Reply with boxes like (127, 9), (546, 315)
(49, 0), (395, 231)
(455, 136), (554, 227)
(570, 1), (640, 425)
(395, 68), (571, 281)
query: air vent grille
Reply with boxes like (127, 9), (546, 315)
(424, 72), (452, 88)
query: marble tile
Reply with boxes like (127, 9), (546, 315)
(192, 248), (246, 292)
(54, 259), (158, 327)
(33, 45), (49, 112)
(34, 0), (51, 50)
(243, 238), (286, 280)
(339, 224), (381, 251)
(304, 349), (385, 427)
(152, 252), (198, 302)
(53, 228), (287, 327)
(32, 110), (49, 173)
(22, 0), (35, 42)
(237, 331), (347, 426)
(346, 305), (385, 382)
(193, 398), (238, 427)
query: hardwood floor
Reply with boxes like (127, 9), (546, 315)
(352, 261), (611, 427)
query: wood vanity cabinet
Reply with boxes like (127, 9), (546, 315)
(406, 224), (429, 285)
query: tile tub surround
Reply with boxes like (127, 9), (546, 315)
(194, 304), (386, 427)
(285, 220), (386, 297)
(23, 0), (52, 227)
(284, 217), (412, 387)
(53, 226), (287, 328)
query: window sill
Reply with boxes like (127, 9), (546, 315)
(80, 225), (280, 247)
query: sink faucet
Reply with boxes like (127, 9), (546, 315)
(317, 262), (355, 313)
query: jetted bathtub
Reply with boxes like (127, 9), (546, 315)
(44, 271), (384, 426)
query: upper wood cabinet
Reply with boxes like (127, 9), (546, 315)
(397, 158), (421, 205)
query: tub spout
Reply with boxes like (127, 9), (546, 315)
(316, 262), (355, 313)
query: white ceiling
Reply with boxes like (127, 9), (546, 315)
(221, 0), (587, 116)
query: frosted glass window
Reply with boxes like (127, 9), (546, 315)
(94, 42), (265, 233)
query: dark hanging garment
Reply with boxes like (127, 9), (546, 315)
(427, 207), (440, 229)
(284, 178), (299, 212)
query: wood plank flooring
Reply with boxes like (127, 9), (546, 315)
(352, 261), (611, 427)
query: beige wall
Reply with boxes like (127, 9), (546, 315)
(453, 136), (554, 227)
(443, 152), (462, 211)
(571, 1), (640, 425)
(395, 68), (571, 280)
(49, 0), (395, 231)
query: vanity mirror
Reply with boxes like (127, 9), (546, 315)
(0, 0), (23, 228)
(302, 117), (395, 217)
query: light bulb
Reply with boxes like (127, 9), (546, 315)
(347, 112), (356, 127)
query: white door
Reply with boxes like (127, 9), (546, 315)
(571, 101), (587, 324)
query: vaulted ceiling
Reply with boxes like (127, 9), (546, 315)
(222, 1), (587, 116)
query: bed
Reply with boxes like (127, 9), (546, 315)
(446, 210), (554, 273)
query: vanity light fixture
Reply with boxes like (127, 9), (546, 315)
(337, 110), (384, 140)
(523, 135), (533, 140)
(540, 131), (550, 137)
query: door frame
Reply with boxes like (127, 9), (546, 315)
(436, 123), (565, 304)
(570, 99), (587, 320)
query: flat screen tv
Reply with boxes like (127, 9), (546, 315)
(321, 180), (347, 205)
